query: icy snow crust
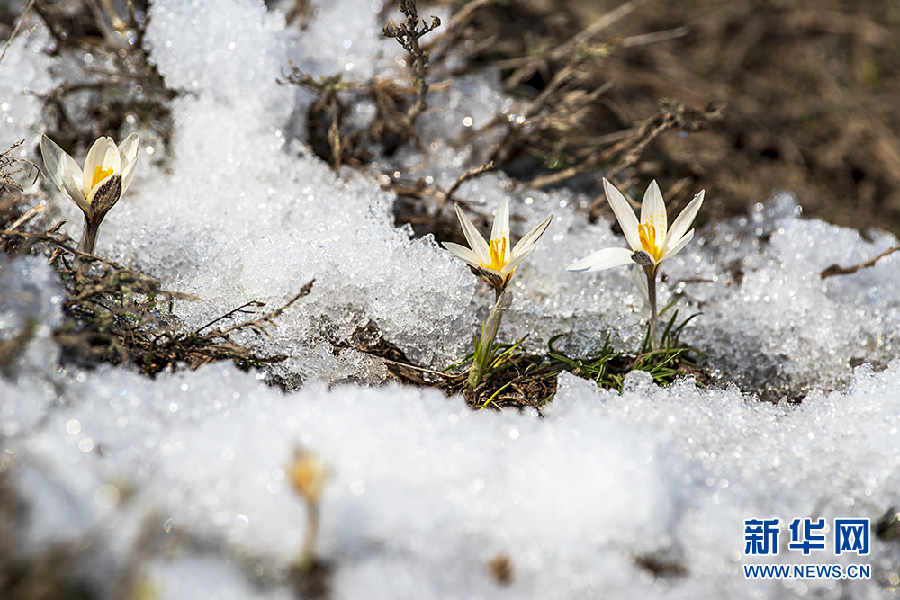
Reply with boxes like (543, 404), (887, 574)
(1, 0), (899, 598)
(5, 361), (900, 599)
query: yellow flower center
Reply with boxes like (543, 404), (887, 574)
(638, 222), (663, 263)
(91, 165), (114, 190)
(484, 236), (509, 272)
(289, 453), (328, 503)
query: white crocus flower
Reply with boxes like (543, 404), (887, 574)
(566, 178), (704, 274)
(566, 178), (705, 352)
(443, 197), (552, 294)
(40, 132), (140, 254)
(443, 197), (552, 389)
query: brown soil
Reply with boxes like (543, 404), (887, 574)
(452, 0), (900, 236)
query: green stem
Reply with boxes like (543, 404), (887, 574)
(468, 291), (512, 389)
(79, 218), (100, 256)
(645, 267), (660, 352)
(297, 501), (320, 572)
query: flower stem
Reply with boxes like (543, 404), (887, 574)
(79, 218), (100, 255)
(297, 500), (320, 572)
(468, 290), (512, 390)
(645, 267), (660, 352)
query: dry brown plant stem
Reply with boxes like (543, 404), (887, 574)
(821, 245), (900, 279)
(0, 0), (36, 66)
(419, 0), (492, 63)
(444, 160), (495, 202)
(585, 101), (724, 221)
(505, 0), (649, 89)
(86, 0), (123, 46)
(194, 279), (315, 339)
(486, 66), (589, 167)
(382, 0), (441, 132)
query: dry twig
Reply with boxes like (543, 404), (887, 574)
(196, 279), (315, 339)
(0, 0), (36, 66)
(821, 245), (900, 279)
(505, 0), (648, 90)
(382, 0), (441, 132)
(585, 100), (724, 221)
(1, 141), (39, 195)
(443, 160), (496, 203)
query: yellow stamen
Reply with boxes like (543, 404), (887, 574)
(91, 165), (114, 190)
(638, 222), (662, 263)
(485, 236), (509, 272)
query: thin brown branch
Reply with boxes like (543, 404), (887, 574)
(86, 0), (123, 47)
(194, 301), (264, 336)
(821, 245), (900, 279)
(1, 140), (40, 193)
(585, 100), (724, 220)
(218, 279), (315, 337)
(486, 66), (583, 167)
(327, 98), (344, 172)
(550, 0), (649, 60)
(620, 26), (690, 48)
(199, 279), (316, 340)
(506, 0), (648, 89)
(443, 160), (496, 202)
(0, 0), (36, 66)
(0, 225), (117, 265)
(7, 205), (44, 231)
(420, 0), (492, 59)
(382, 0), (441, 132)
(0, 205), (45, 253)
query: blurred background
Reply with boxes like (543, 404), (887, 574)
(437, 0), (900, 235)
(3, 0), (900, 234)
(454, 0), (900, 234)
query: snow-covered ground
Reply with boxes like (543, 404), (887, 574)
(1, 0), (899, 598)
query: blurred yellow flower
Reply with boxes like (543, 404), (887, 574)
(289, 449), (329, 504)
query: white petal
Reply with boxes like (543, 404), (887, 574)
(660, 228), (694, 262)
(64, 154), (85, 196)
(40, 134), (92, 218)
(109, 142), (122, 173)
(511, 214), (552, 257)
(83, 137), (114, 195)
(565, 246), (636, 272)
(40, 134), (67, 190)
(640, 180), (667, 245)
(490, 197), (510, 243)
(663, 189), (704, 253)
(455, 203), (490, 263)
(602, 178), (641, 251)
(442, 241), (481, 267)
(501, 245), (535, 274)
(68, 171), (93, 219)
(117, 133), (140, 194)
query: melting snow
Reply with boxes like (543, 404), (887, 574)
(1, 0), (898, 598)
